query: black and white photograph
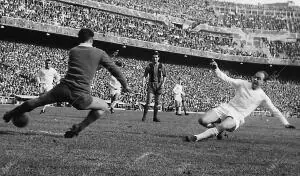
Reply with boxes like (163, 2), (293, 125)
(0, 0), (299, 175)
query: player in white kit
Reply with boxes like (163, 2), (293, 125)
(173, 78), (185, 115)
(36, 59), (60, 113)
(185, 60), (295, 142)
(109, 61), (123, 113)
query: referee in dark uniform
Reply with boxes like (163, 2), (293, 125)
(142, 52), (166, 122)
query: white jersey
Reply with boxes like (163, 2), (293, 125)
(215, 68), (289, 125)
(109, 76), (121, 95)
(36, 67), (60, 87)
(173, 84), (184, 101)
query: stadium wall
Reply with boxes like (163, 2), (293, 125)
(1, 16), (300, 66)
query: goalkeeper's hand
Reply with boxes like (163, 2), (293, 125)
(285, 124), (295, 129)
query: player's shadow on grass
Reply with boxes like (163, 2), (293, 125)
(0, 130), (64, 138)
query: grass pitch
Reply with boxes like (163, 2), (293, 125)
(0, 105), (299, 176)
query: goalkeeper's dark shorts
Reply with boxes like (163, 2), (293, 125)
(48, 83), (93, 110)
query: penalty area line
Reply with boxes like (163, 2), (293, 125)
(27, 130), (64, 137)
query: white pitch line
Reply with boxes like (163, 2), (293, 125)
(28, 130), (64, 136)
(134, 152), (154, 163)
(38, 130), (64, 136)
(134, 152), (168, 164)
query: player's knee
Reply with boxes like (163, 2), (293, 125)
(216, 119), (236, 132)
(89, 110), (105, 120)
(198, 117), (209, 126)
(215, 125), (225, 134)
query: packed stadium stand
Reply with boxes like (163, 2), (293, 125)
(0, 0), (299, 116)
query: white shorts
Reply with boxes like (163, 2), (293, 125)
(174, 94), (182, 101)
(213, 104), (245, 130)
(174, 99), (182, 107)
(174, 95), (182, 107)
(110, 88), (121, 96)
(40, 84), (53, 94)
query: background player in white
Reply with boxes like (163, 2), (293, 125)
(109, 61), (123, 113)
(173, 78), (186, 116)
(36, 59), (60, 113)
(185, 60), (295, 142)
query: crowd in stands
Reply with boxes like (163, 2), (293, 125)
(3, 0), (300, 61)
(266, 40), (300, 60)
(1, 40), (299, 116)
(92, 0), (300, 34)
(221, 13), (288, 31)
(94, 0), (217, 23)
(94, 0), (300, 33)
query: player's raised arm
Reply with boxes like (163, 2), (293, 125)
(262, 94), (295, 129)
(100, 53), (130, 92)
(211, 59), (241, 87)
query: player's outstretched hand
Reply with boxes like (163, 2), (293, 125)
(285, 124), (296, 129)
(210, 59), (218, 70)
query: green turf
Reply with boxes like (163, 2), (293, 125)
(0, 105), (299, 176)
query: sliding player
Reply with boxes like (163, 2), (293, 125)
(185, 60), (295, 142)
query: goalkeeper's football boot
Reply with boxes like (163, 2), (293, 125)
(3, 111), (13, 123)
(64, 124), (81, 138)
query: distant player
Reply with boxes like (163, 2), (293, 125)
(173, 78), (187, 116)
(181, 96), (189, 116)
(142, 52), (166, 122)
(36, 59), (60, 114)
(3, 28), (130, 138)
(185, 60), (295, 142)
(109, 61), (123, 113)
